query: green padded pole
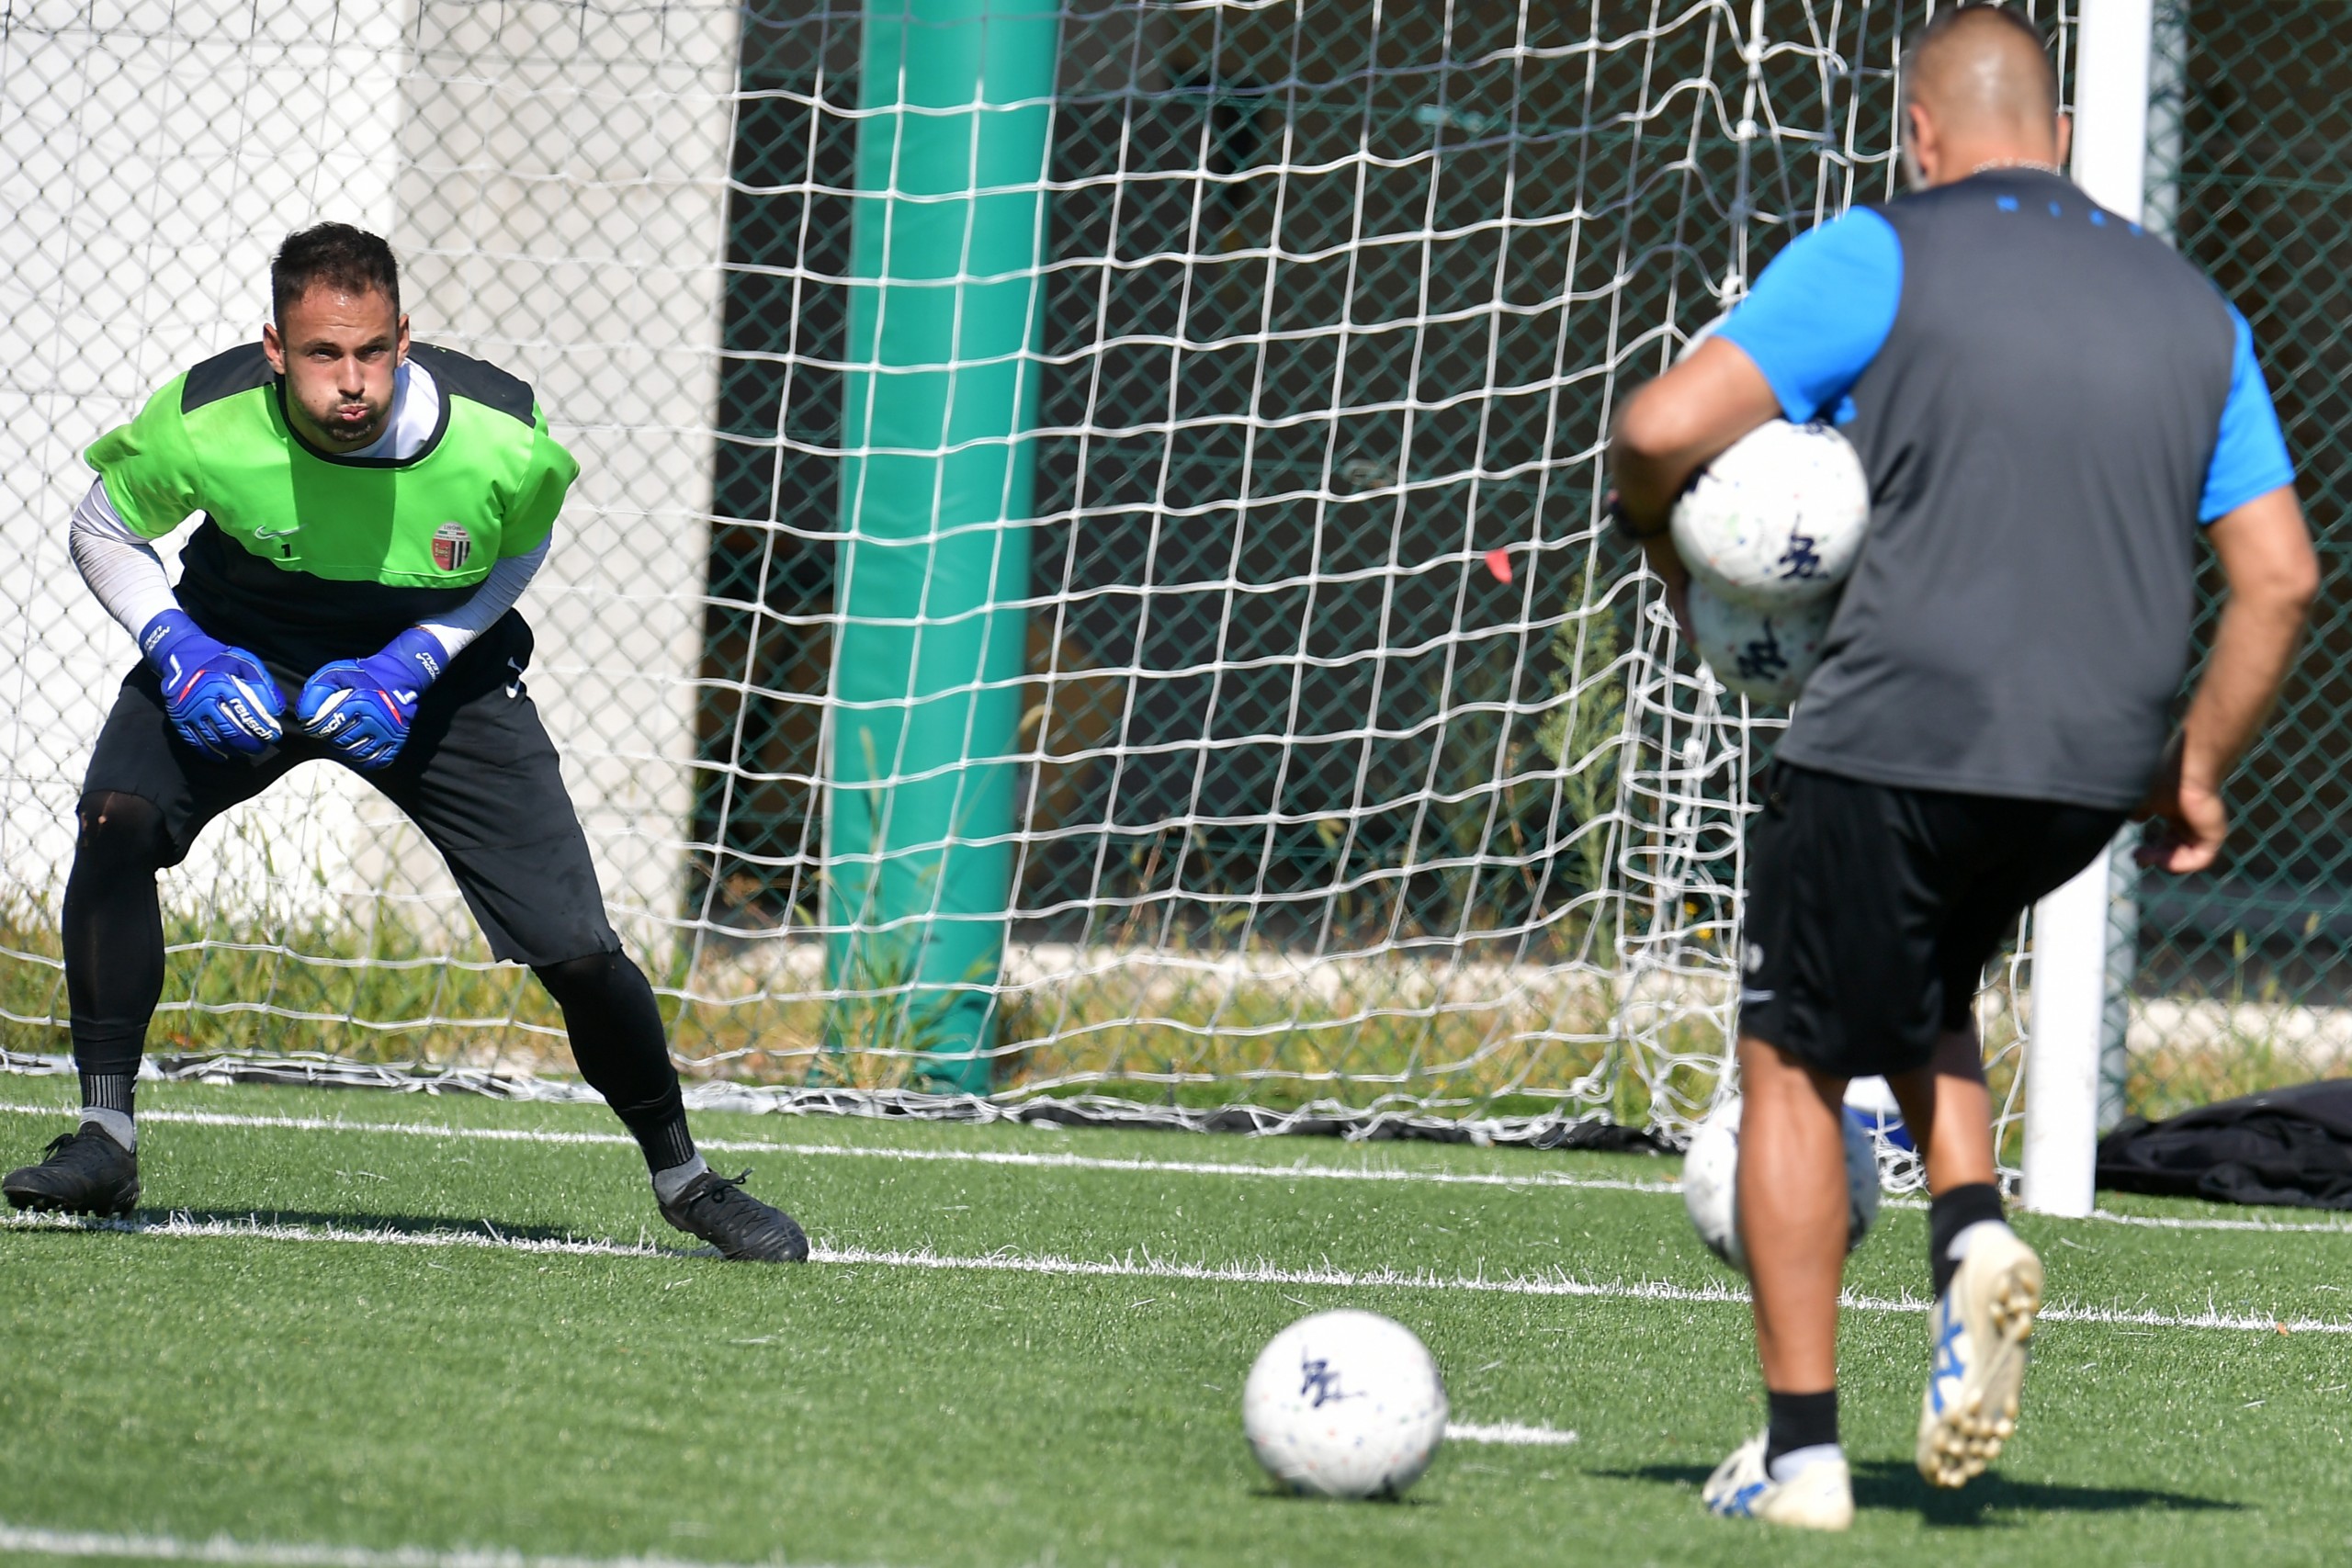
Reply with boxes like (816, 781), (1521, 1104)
(826, 0), (1057, 1091)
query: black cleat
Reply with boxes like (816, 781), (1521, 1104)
(4, 1125), (141, 1216)
(658, 1169), (808, 1262)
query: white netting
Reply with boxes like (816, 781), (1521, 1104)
(0, 1), (2065, 1153)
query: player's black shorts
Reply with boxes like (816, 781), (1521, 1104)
(83, 613), (619, 968)
(1736, 761), (2125, 1079)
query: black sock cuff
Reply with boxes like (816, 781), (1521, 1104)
(78, 1071), (136, 1116)
(618, 1106), (696, 1174)
(1765, 1388), (1839, 1462)
(1930, 1181), (2007, 1230)
(1928, 1181), (2007, 1296)
(70, 1026), (148, 1080)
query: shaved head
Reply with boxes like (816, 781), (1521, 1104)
(1904, 6), (2059, 137)
(1898, 5), (2066, 188)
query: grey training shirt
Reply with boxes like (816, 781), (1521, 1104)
(1713, 168), (2296, 810)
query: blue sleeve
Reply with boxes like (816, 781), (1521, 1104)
(1713, 209), (1903, 423)
(2199, 308), (2296, 523)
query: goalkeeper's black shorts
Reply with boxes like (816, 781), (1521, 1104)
(81, 612), (619, 969)
(1736, 761), (2124, 1079)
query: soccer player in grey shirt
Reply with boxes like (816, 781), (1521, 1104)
(1609, 4), (2317, 1529)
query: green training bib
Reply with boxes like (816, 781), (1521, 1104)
(86, 341), (576, 588)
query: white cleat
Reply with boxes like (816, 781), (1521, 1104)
(1702, 1432), (1853, 1530)
(1917, 1222), (2042, 1488)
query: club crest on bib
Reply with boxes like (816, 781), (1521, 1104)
(431, 522), (474, 572)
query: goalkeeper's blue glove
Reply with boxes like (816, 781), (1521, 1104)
(295, 627), (447, 771)
(138, 609), (286, 761)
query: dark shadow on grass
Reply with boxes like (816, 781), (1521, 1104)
(1594, 1462), (2241, 1527)
(1849, 1461), (2243, 1526)
(7, 1207), (675, 1251)
(157, 1208), (617, 1245)
(1250, 1484), (1434, 1506)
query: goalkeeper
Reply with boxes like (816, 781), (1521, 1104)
(3, 224), (808, 1263)
(1611, 4), (2314, 1530)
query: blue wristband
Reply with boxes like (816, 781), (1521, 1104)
(379, 626), (449, 688)
(136, 608), (285, 760)
(137, 607), (209, 675)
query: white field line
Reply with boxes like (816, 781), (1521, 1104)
(1445, 1421), (1579, 1447)
(0, 1521), (837, 1568)
(0, 1100), (1679, 1193)
(9, 1101), (2352, 1235)
(6, 1210), (2347, 1337)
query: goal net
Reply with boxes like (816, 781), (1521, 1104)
(0, 1), (2064, 1155)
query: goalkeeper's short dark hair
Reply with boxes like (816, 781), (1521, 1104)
(271, 223), (401, 322)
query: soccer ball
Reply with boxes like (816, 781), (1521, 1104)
(1242, 1309), (1448, 1499)
(1681, 1097), (1882, 1275)
(1671, 420), (1870, 607)
(1685, 578), (1837, 706)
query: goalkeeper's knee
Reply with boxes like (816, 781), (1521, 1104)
(72, 791), (170, 879)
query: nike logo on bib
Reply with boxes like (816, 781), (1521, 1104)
(252, 524), (300, 540)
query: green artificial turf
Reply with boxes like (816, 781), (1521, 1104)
(0, 1078), (2347, 1567)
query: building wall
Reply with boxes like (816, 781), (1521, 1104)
(0, 0), (402, 946)
(380, 0), (740, 957)
(0, 0), (736, 994)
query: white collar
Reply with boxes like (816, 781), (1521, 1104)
(348, 357), (441, 461)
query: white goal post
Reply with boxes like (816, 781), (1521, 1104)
(2022, 0), (2158, 1217)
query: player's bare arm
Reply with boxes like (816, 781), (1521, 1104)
(1609, 340), (1783, 625)
(2137, 483), (2318, 874)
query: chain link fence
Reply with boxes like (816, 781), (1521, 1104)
(684, 0), (1922, 1129)
(19, 2), (2325, 1156)
(2120, 0), (2352, 1120)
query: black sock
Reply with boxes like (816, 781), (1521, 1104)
(1765, 1388), (1838, 1467)
(79, 1071), (136, 1118)
(622, 1108), (697, 1175)
(533, 949), (698, 1176)
(1928, 1181), (2007, 1299)
(64, 791), (169, 1100)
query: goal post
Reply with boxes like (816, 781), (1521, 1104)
(826, 0), (1061, 1091)
(2023, 0), (2158, 1217)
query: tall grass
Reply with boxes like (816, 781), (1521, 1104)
(0, 892), (1730, 1126)
(9, 859), (2321, 1140)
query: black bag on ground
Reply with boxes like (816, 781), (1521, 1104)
(2096, 1078), (2352, 1211)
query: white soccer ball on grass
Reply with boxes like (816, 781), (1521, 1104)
(1671, 419), (1870, 608)
(1242, 1309), (1448, 1498)
(1682, 1096), (1882, 1275)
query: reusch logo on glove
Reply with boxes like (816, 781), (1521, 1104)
(431, 522), (473, 572)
